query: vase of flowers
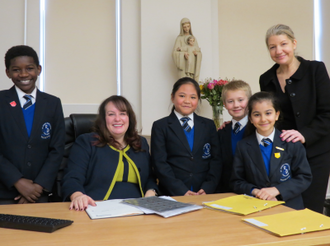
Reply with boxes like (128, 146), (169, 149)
(199, 78), (229, 129)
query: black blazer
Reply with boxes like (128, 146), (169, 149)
(231, 129), (312, 210)
(217, 122), (248, 193)
(151, 111), (221, 196)
(0, 86), (65, 199)
(260, 57), (330, 158)
(61, 133), (158, 201)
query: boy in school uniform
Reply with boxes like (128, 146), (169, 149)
(0, 45), (65, 204)
(216, 80), (252, 193)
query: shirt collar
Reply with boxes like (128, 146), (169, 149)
(232, 115), (248, 130)
(173, 110), (194, 122)
(15, 86), (37, 108)
(256, 128), (275, 146)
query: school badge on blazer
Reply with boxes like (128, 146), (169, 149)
(280, 163), (291, 181)
(202, 143), (211, 159)
(41, 122), (51, 139)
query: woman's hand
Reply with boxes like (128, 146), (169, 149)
(254, 187), (279, 201)
(184, 53), (189, 60)
(280, 129), (305, 143)
(69, 192), (96, 211)
(218, 121), (231, 130)
(176, 47), (181, 51)
(145, 189), (157, 197)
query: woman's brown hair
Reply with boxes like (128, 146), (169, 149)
(92, 95), (142, 151)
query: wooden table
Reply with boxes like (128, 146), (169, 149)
(1, 193), (330, 246)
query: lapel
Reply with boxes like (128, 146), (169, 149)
(29, 89), (47, 141)
(269, 129), (286, 179)
(168, 111), (191, 153)
(223, 122), (233, 162)
(245, 133), (269, 180)
(192, 113), (204, 154)
(5, 87), (29, 140)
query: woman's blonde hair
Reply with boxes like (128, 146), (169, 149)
(265, 24), (295, 46)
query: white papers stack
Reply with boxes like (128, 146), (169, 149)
(86, 199), (143, 219)
(85, 196), (203, 219)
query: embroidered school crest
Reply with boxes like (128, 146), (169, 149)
(41, 122), (51, 139)
(202, 143), (211, 159)
(280, 163), (291, 181)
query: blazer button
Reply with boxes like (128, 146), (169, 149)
(290, 93), (295, 97)
(286, 79), (292, 85)
(27, 162), (31, 167)
(190, 157), (194, 160)
(296, 112), (300, 117)
(266, 182), (271, 186)
(189, 173), (193, 177)
(27, 144), (32, 149)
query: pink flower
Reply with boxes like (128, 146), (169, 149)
(207, 82), (215, 90)
(216, 79), (228, 86)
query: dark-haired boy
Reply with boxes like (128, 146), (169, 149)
(0, 45), (65, 204)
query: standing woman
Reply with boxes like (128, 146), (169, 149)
(151, 77), (221, 196)
(259, 24), (330, 213)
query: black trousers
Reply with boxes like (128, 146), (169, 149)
(302, 150), (330, 213)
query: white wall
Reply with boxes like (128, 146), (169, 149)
(140, 0), (219, 135)
(0, 0), (40, 90)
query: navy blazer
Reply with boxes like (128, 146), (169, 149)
(231, 129), (312, 210)
(0, 86), (65, 199)
(61, 133), (158, 200)
(151, 111), (221, 196)
(260, 57), (330, 158)
(217, 122), (248, 193)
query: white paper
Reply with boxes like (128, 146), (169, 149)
(210, 204), (232, 210)
(85, 199), (144, 219)
(244, 218), (268, 227)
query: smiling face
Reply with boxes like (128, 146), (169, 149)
(249, 100), (280, 136)
(105, 101), (129, 144)
(171, 83), (198, 116)
(6, 56), (41, 94)
(224, 90), (249, 121)
(267, 34), (297, 66)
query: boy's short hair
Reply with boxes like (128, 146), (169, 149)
(222, 80), (252, 104)
(4, 45), (40, 69)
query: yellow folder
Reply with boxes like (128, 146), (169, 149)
(243, 209), (330, 236)
(203, 194), (284, 215)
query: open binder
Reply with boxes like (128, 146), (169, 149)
(203, 194), (284, 215)
(243, 208), (330, 236)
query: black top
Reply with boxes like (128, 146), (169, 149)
(259, 56), (330, 158)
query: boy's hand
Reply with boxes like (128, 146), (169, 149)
(14, 178), (42, 203)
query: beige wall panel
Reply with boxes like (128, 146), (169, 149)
(0, 0), (25, 90)
(45, 0), (116, 105)
(140, 0), (219, 135)
(319, 0), (330, 70)
(218, 0), (313, 95)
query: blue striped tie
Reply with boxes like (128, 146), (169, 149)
(262, 138), (272, 147)
(180, 117), (191, 132)
(233, 122), (241, 134)
(23, 95), (33, 109)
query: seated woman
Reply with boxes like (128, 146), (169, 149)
(61, 95), (158, 211)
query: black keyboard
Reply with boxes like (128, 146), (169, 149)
(0, 213), (73, 233)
